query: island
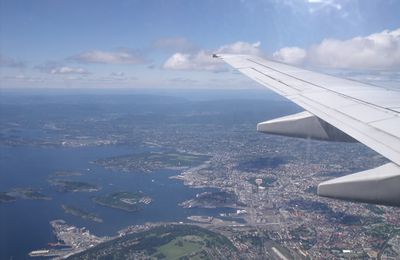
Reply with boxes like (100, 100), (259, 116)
(49, 179), (100, 193)
(95, 151), (210, 173)
(12, 188), (52, 200)
(52, 171), (83, 177)
(0, 192), (16, 203)
(62, 204), (103, 223)
(180, 191), (245, 209)
(93, 192), (152, 212)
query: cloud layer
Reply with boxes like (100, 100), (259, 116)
(273, 28), (400, 69)
(3, 28), (399, 89)
(163, 29), (400, 72)
(163, 41), (262, 72)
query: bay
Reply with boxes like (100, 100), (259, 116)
(0, 145), (232, 259)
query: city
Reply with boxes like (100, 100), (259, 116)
(4, 93), (397, 259)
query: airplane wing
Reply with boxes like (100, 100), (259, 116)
(216, 54), (400, 206)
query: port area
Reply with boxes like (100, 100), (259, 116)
(28, 219), (110, 258)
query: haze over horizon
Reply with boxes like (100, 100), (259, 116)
(1, 0), (399, 89)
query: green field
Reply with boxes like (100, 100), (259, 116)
(66, 224), (238, 259)
(152, 236), (204, 259)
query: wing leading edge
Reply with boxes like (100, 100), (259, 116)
(216, 54), (400, 206)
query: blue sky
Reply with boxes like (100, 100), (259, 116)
(0, 0), (399, 89)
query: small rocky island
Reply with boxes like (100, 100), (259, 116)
(0, 192), (16, 203)
(62, 204), (103, 223)
(1, 188), (52, 202)
(52, 171), (83, 177)
(49, 179), (100, 193)
(12, 188), (52, 200)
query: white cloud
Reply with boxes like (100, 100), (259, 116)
(308, 28), (400, 69)
(163, 41), (263, 72)
(35, 61), (89, 75)
(217, 41), (263, 56)
(163, 53), (190, 70)
(110, 72), (125, 77)
(163, 51), (224, 72)
(272, 47), (307, 65)
(307, 0), (342, 12)
(71, 49), (145, 64)
(273, 28), (400, 70)
(50, 66), (89, 75)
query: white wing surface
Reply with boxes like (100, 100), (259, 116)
(216, 54), (400, 206)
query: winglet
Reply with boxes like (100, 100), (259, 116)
(257, 111), (356, 142)
(318, 163), (400, 206)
